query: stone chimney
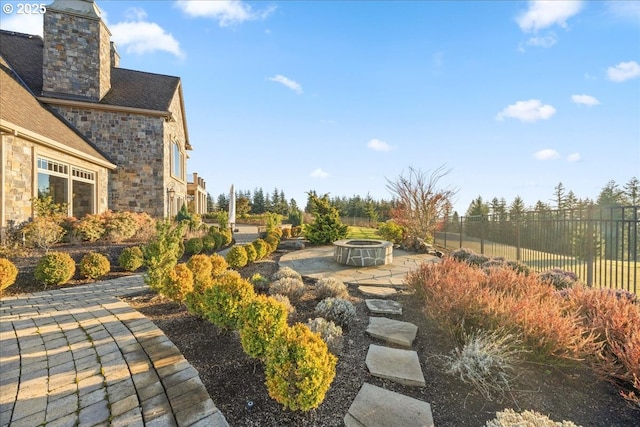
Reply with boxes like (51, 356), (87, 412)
(42, 0), (112, 101)
(110, 42), (120, 68)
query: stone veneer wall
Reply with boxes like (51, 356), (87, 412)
(43, 10), (111, 100)
(51, 106), (172, 218)
(1, 134), (109, 225)
(163, 88), (189, 214)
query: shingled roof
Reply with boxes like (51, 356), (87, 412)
(0, 54), (115, 168)
(0, 30), (180, 112)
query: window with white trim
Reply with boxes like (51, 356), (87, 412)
(172, 141), (184, 180)
(37, 157), (96, 217)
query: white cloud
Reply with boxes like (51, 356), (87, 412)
(517, 0), (583, 32)
(110, 20), (184, 58)
(607, 61), (640, 82)
(269, 75), (303, 94)
(124, 7), (148, 21)
(495, 99), (556, 122)
(367, 139), (394, 152)
(571, 94), (600, 106)
(567, 153), (581, 162)
(525, 34), (557, 48)
(175, 0), (275, 27)
(310, 168), (329, 179)
(606, 0), (640, 22)
(534, 149), (561, 161)
(0, 13), (43, 36)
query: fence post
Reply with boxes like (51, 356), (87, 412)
(586, 207), (594, 287)
(480, 216), (485, 255)
(459, 216), (463, 248)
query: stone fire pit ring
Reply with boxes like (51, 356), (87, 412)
(333, 239), (393, 267)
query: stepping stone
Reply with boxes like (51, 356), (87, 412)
(366, 317), (417, 347)
(358, 286), (397, 298)
(365, 344), (425, 387)
(365, 299), (402, 315)
(344, 383), (434, 427)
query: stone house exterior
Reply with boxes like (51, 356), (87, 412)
(0, 0), (206, 230)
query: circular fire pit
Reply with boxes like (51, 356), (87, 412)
(333, 239), (393, 267)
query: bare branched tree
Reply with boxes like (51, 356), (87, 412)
(386, 165), (457, 243)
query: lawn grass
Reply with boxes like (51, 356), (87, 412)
(346, 226), (382, 240)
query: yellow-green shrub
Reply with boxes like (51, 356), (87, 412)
(166, 263), (194, 302)
(253, 239), (268, 259)
(79, 252), (110, 279)
(118, 246), (144, 272)
(265, 323), (337, 411)
(185, 237), (204, 255)
(201, 271), (255, 330)
(240, 294), (288, 360)
(187, 254), (213, 291)
(207, 254), (227, 277)
(35, 252), (75, 287)
(0, 258), (18, 293)
(244, 244), (257, 264)
(264, 234), (280, 254)
(225, 245), (248, 269)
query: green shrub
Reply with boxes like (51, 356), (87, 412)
(0, 258), (19, 293)
(269, 277), (306, 302)
(118, 246), (144, 272)
(377, 220), (404, 244)
(35, 252), (76, 287)
(219, 229), (232, 247)
(210, 254), (228, 277)
(314, 277), (348, 300)
(239, 294), (289, 360)
(201, 272), (255, 330)
(166, 263), (194, 302)
(208, 230), (224, 250)
(265, 323), (337, 411)
(244, 244), (257, 264)
(250, 273), (270, 292)
(315, 297), (356, 328)
(185, 237), (204, 255)
(304, 193), (348, 245)
(79, 252), (110, 279)
(253, 239), (268, 259)
(306, 317), (344, 354)
(271, 267), (302, 281)
(187, 254), (213, 292)
(202, 235), (217, 253)
(143, 221), (186, 297)
(225, 245), (248, 269)
(264, 234), (280, 254)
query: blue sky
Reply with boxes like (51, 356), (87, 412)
(2, 0), (639, 214)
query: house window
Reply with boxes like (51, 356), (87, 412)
(172, 141), (184, 180)
(37, 157), (96, 217)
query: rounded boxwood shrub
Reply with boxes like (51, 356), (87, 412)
(201, 272), (255, 330)
(79, 252), (110, 279)
(35, 252), (76, 287)
(187, 254), (213, 292)
(0, 258), (19, 293)
(118, 246), (144, 272)
(209, 254), (228, 277)
(185, 237), (204, 255)
(166, 263), (194, 302)
(265, 323), (337, 411)
(315, 297), (356, 328)
(202, 235), (217, 253)
(208, 231), (223, 250)
(253, 239), (268, 260)
(244, 244), (257, 264)
(225, 245), (248, 269)
(269, 277), (306, 302)
(239, 294), (289, 360)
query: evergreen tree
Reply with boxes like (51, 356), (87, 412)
(597, 180), (625, 207)
(552, 182), (566, 210)
(624, 177), (639, 205)
(217, 193), (229, 212)
(252, 187), (266, 214)
(304, 193), (348, 245)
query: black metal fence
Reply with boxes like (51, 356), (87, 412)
(435, 206), (639, 293)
